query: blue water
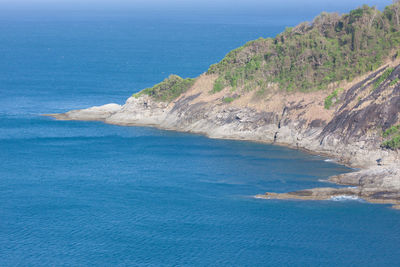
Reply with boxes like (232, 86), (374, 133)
(1, 2), (400, 266)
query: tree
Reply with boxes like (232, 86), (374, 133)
(393, 0), (400, 26)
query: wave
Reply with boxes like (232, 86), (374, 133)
(330, 195), (362, 201)
(318, 179), (331, 183)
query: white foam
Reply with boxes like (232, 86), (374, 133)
(330, 195), (360, 201)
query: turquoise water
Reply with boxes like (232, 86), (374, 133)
(1, 3), (400, 266)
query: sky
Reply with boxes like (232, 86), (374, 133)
(0, 0), (393, 22)
(0, 0), (393, 10)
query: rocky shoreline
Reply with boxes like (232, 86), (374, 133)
(46, 66), (400, 209)
(256, 167), (400, 209)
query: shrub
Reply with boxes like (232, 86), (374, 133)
(210, 77), (225, 94)
(138, 75), (195, 102)
(382, 135), (400, 149)
(382, 124), (400, 149)
(222, 97), (235, 103)
(324, 88), (343, 109)
(383, 125), (400, 137)
(373, 68), (394, 90)
(390, 77), (399, 86)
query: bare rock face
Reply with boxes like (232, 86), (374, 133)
(47, 103), (122, 121)
(106, 96), (170, 126)
(320, 66), (400, 149)
(330, 166), (400, 190)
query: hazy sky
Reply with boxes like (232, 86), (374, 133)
(0, 0), (393, 21)
(0, 0), (392, 10)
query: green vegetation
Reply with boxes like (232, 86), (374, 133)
(382, 124), (400, 149)
(383, 124), (400, 137)
(382, 136), (400, 149)
(324, 88), (343, 109)
(134, 75), (195, 102)
(390, 77), (399, 86)
(222, 97), (235, 103)
(210, 77), (225, 94)
(373, 67), (394, 90)
(134, 2), (400, 102)
(208, 3), (400, 93)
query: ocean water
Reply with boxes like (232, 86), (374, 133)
(1, 3), (400, 266)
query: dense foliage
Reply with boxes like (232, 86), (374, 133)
(382, 124), (400, 150)
(207, 3), (400, 93)
(134, 75), (195, 102)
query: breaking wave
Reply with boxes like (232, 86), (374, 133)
(330, 195), (362, 201)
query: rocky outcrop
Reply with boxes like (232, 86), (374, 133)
(257, 166), (400, 209)
(52, 103), (122, 121)
(46, 61), (400, 209)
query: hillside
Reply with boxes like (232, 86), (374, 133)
(48, 3), (400, 208)
(207, 4), (400, 92)
(139, 3), (400, 96)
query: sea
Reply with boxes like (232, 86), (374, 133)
(0, 1), (399, 266)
